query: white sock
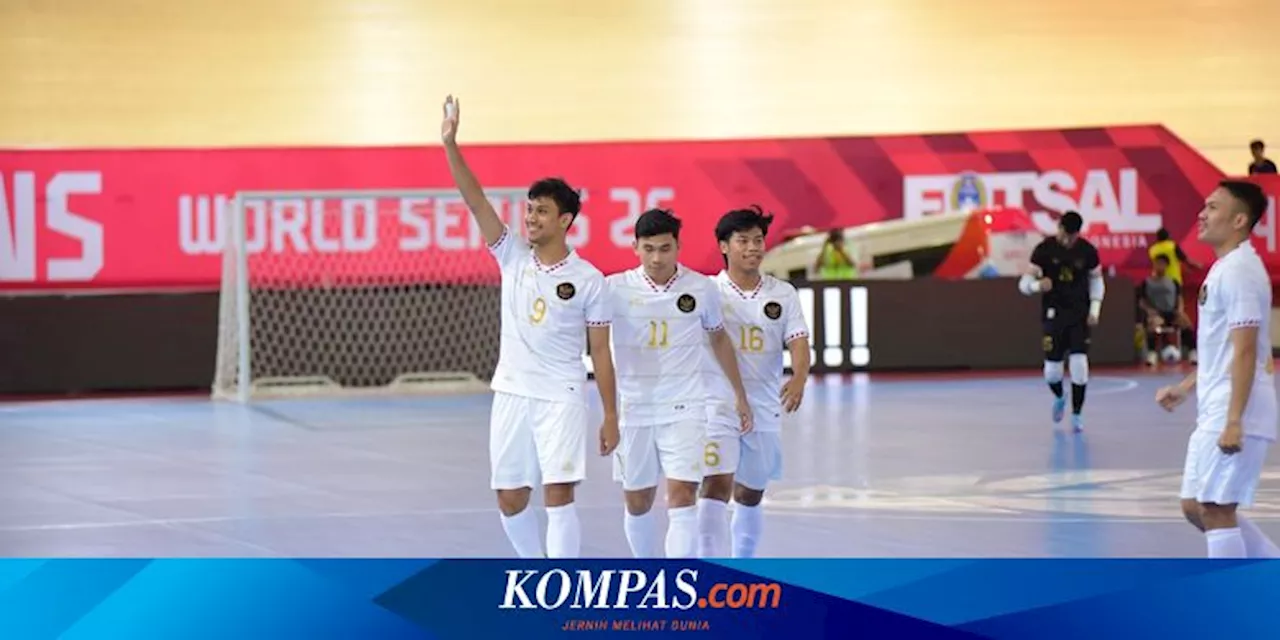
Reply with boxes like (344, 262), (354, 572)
(1206, 527), (1247, 558)
(545, 504), (581, 558)
(499, 508), (544, 558)
(697, 498), (730, 558)
(1238, 515), (1280, 558)
(731, 503), (764, 558)
(624, 510), (659, 558)
(665, 506), (698, 558)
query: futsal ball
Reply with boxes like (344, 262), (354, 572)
(1161, 345), (1182, 363)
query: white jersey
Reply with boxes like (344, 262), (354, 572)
(1195, 242), (1277, 441)
(607, 265), (725, 427)
(704, 272), (809, 435)
(488, 227), (610, 405)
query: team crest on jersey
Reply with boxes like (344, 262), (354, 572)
(764, 301), (783, 320)
(676, 294), (697, 313)
(1198, 284), (1207, 306)
(557, 282), (576, 300)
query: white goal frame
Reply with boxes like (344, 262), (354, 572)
(212, 189), (495, 402)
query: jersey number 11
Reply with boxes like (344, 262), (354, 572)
(648, 320), (669, 348)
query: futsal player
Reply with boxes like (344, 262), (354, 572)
(698, 206), (811, 558)
(441, 95), (621, 558)
(1155, 180), (1279, 558)
(606, 209), (753, 558)
(1017, 211), (1104, 433)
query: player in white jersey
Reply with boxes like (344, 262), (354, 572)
(607, 209), (753, 558)
(1156, 180), (1279, 558)
(698, 206), (811, 558)
(441, 96), (620, 558)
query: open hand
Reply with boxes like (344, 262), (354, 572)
(441, 95), (460, 144)
(736, 397), (755, 434)
(780, 377), (805, 413)
(598, 414), (620, 456)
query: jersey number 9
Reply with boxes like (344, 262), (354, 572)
(530, 297), (548, 324)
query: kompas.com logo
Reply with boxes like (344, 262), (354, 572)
(498, 568), (782, 610)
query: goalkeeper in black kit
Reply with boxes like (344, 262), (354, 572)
(1018, 211), (1105, 433)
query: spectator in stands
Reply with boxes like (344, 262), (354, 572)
(1148, 227), (1202, 286)
(1139, 255), (1196, 365)
(812, 229), (857, 280)
(1249, 139), (1277, 175)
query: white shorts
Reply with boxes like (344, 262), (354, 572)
(612, 420), (706, 491)
(1180, 429), (1271, 507)
(703, 431), (783, 491)
(489, 391), (588, 490)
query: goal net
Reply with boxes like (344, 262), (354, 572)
(212, 189), (516, 401)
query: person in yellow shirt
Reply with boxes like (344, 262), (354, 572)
(1148, 228), (1203, 285)
(813, 229), (857, 280)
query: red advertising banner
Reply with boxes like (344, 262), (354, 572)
(0, 125), (1272, 291)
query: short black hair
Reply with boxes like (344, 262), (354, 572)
(527, 178), (582, 221)
(1156, 228), (1170, 241)
(715, 205), (775, 243)
(1251, 139), (1266, 152)
(635, 208), (682, 240)
(1153, 254), (1170, 265)
(1219, 179), (1268, 230)
(1059, 210), (1083, 234)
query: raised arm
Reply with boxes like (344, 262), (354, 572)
(1174, 243), (1204, 271)
(440, 95), (506, 246)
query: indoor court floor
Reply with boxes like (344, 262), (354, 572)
(2, 368), (1277, 559)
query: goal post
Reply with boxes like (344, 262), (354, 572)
(212, 188), (518, 401)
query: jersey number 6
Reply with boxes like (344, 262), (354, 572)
(704, 441), (721, 467)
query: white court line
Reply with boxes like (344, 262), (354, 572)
(876, 375), (1140, 397)
(0, 504), (627, 533)
(1086, 376), (1139, 396)
(764, 510), (1204, 525)
(5, 497), (1264, 533)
